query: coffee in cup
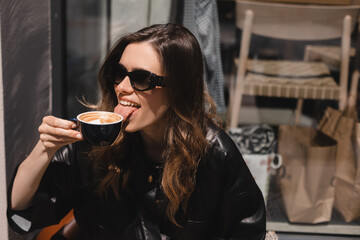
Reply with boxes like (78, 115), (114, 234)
(77, 111), (123, 146)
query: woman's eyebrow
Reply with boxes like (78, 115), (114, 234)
(118, 63), (149, 72)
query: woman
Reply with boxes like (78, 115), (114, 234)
(8, 23), (266, 239)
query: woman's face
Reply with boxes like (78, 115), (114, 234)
(113, 42), (170, 135)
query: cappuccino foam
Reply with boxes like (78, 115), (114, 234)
(79, 112), (122, 124)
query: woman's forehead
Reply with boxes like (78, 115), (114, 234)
(120, 42), (163, 75)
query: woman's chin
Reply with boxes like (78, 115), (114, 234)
(123, 123), (140, 133)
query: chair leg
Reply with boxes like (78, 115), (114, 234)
(294, 99), (304, 126)
(229, 91), (244, 129)
(348, 69), (360, 108)
(226, 62), (237, 124)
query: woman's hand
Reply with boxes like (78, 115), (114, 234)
(11, 116), (83, 210)
(38, 116), (83, 155)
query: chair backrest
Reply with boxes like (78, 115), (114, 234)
(236, 1), (360, 41)
(229, 1), (360, 128)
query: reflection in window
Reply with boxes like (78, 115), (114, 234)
(65, 0), (172, 118)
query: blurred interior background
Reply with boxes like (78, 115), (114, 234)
(1, 0), (360, 239)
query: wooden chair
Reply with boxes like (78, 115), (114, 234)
(229, 1), (360, 128)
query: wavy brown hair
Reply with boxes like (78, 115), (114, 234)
(91, 23), (218, 226)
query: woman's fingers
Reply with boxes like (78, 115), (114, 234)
(39, 134), (79, 149)
(38, 123), (80, 139)
(39, 131), (81, 143)
(38, 115), (83, 151)
(42, 116), (76, 129)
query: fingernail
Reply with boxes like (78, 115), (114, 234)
(72, 124), (77, 129)
(76, 134), (82, 139)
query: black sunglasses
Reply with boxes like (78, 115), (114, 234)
(110, 63), (165, 91)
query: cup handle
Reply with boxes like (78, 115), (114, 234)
(68, 118), (79, 130)
(69, 117), (77, 123)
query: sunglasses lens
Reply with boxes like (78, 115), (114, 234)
(129, 71), (151, 90)
(113, 65), (127, 84)
(110, 63), (160, 91)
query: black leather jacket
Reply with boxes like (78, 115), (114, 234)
(7, 124), (266, 239)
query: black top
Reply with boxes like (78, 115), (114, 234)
(7, 124), (266, 239)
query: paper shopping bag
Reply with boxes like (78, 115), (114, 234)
(317, 66), (360, 222)
(318, 107), (357, 183)
(278, 125), (337, 224)
(318, 107), (360, 222)
(330, 122), (360, 222)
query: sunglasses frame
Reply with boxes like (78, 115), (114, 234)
(110, 63), (165, 91)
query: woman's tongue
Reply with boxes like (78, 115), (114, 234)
(114, 104), (138, 121)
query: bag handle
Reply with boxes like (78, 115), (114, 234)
(348, 69), (359, 110)
(348, 24), (360, 111)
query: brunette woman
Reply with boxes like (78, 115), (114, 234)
(8, 23), (266, 239)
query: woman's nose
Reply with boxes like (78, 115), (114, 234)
(115, 76), (133, 93)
